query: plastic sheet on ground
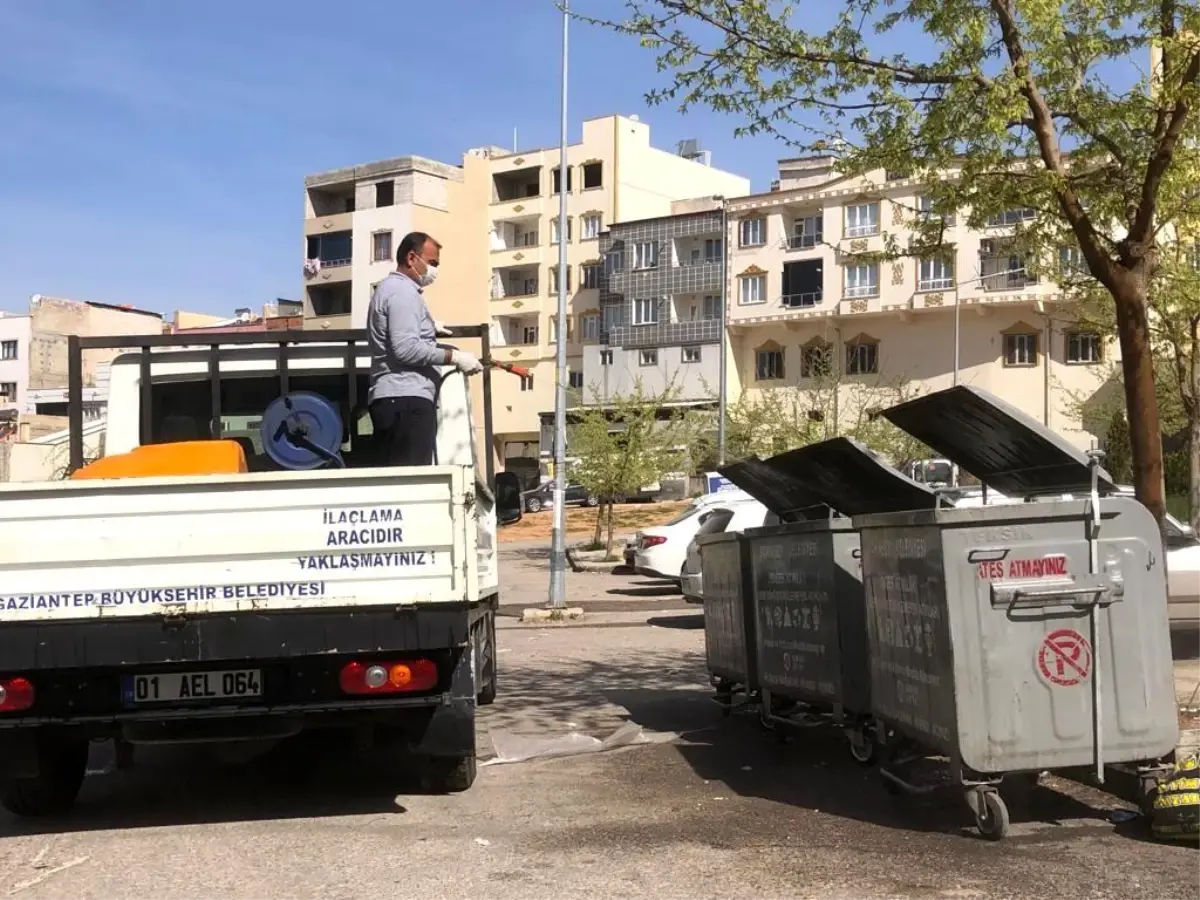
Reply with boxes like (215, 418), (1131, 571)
(481, 722), (676, 767)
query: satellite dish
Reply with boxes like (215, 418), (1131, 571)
(260, 391), (345, 470)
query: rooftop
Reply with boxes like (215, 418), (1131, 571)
(305, 154), (464, 189)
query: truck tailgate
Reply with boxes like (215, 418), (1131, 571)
(0, 465), (477, 624)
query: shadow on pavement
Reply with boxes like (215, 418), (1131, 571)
(484, 648), (1113, 841)
(1170, 623), (1199, 661)
(0, 729), (429, 837)
(607, 581), (681, 598)
(646, 614), (704, 630)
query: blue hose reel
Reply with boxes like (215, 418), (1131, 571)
(260, 391), (345, 470)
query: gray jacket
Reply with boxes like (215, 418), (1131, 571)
(366, 272), (443, 404)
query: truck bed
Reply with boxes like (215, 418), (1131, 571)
(0, 464), (478, 624)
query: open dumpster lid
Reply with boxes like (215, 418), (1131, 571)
(718, 457), (834, 521)
(881, 385), (1116, 497)
(755, 436), (939, 517)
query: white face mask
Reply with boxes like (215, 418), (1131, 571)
(417, 258), (439, 288)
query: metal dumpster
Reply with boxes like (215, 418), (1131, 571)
(720, 437), (939, 762)
(856, 385), (1179, 839)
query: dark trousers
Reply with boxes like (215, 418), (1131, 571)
(369, 396), (437, 466)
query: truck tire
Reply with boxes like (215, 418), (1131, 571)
(1, 733), (88, 817)
(422, 754), (477, 793)
(476, 611), (497, 707)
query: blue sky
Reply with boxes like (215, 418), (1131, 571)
(0, 0), (790, 317)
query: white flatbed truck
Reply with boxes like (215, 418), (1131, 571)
(0, 326), (523, 816)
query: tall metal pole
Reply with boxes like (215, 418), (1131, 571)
(952, 283), (960, 387)
(716, 196), (728, 464)
(548, 0), (570, 610)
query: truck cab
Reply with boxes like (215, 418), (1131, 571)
(0, 327), (521, 816)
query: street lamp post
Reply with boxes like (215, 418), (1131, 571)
(715, 195), (728, 464)
(548, 0), (570, 610)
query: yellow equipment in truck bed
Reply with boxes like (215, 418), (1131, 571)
(70, 441), (249, 480)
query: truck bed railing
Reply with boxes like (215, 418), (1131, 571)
(67, 325), (496, 484)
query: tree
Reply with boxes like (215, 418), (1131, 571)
(568, 381), (699, 556)
(1104, 409), (1134, 484)
(576, 0), (1200, 524)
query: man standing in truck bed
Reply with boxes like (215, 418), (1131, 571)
(366, 231), (482, 466)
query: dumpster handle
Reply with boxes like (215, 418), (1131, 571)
(1086, 450), (1105, 784)
(992, 582), (1117, 609)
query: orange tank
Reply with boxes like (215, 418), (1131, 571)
(70, 441), (249, 480)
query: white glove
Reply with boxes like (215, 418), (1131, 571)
(434, 320), (453, 337)
(451, 349), (483, 375)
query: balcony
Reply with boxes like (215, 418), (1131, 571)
(491, 264), (540, 300)
(785, 213), (823, 251)
(781, 259), (824, 310)
(493, 166), (542, 204)
(607, 319), (722, 350)
(307, 183), (356, 217)
(305, 231), (353, 282)
(305, 210), (353, 236)
(980, 254), (1039, 292)
(304, 282), (351, 320)
(493, 313), (541, 349)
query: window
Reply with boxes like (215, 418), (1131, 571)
(738, 274), (766, 305)
(918, 255), (954, 291)
(603, 250), (623, 275)
(800, 343), (831, 378)
(988, 208), (1036, 227)
(918, 195), (955, 225)
(702, 295), (721, 320)
(845, 339), (879, 375)
(0, 341), (17, 361)
(639, 348), (658, 366)
(522, 323), (539, 345)
(790, 215), (822, 249)
(600, 349), (613, 366)
(582, 162), (603, 190)
(755, 347), (784, 381)
(1006, 254), (1034, 286)
(552, 166), (573, 193)
(1066, 332), (1102, 364)
(520, 374), (535, 392)
(738, 218), (766, 247)
(550, 316), (573, 343)
(633, 241), (659, 270)
(0, 382), (16, 401)
(581, 313), (600, 341)
(550, 266), (572, 293)
(704, 238), (723, 261)
(581, 214), (602, 240)
(1059, 245), (1086, 275)
(602, 305), (621, 330)
(551, 217), (572, 244)
(372, 231), (392, 263)
(682, 345), (702, 363)
(632, 297), (660, 325)
(516, 229), (539, 247)
(375, 181), (394, 208)
(844, 262), (879, 298)
(1003, 333), (1039, 366)
(844, 202), (880, 238)
(580, 263), (600, 289)
(569, 370), (584, 389)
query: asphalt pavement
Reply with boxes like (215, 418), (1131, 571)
(0, 549), (1195, 899)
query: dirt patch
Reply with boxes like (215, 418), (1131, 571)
(499, 501), (690, 543)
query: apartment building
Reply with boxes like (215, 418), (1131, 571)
(582, 198), (730, 407)
(303, 116), (748, 475)
(302, 155), (488, 331)
(723, 157), (1116, 449)
(0, 295), (165, 425)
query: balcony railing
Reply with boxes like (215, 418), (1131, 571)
(918, 277), (954, 292)
(844, 223), (880, 238)
(491, 282), (539, 300)
(319, 257), (351, 268)
(605, 319), (721, 349)
(782, 291), (822, 309)
(786, 233), (822, 250)
(844, 284), (879, 299)
(677, 257), (722, 268)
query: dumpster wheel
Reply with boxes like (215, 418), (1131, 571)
(973, 788), (1010, 841)
(847, 727), (878, 766)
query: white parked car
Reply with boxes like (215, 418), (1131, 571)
(682, 504), (774, 603)
(633, 494), (761, 584)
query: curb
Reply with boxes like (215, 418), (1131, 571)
(520, 607), (585, 624)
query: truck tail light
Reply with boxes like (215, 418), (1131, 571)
(0, 677), (35, 713)
(339, 659), (438, 696)
(642, 535), (667, 548)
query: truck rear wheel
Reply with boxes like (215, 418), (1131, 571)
(422, 754), (477, 793)
(1, 732), (88, 817)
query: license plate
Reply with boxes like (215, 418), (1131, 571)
(124, 670), (263, 705)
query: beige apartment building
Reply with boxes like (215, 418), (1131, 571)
(723, 157), (1116, 450)
(301, 115), (748, 474)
